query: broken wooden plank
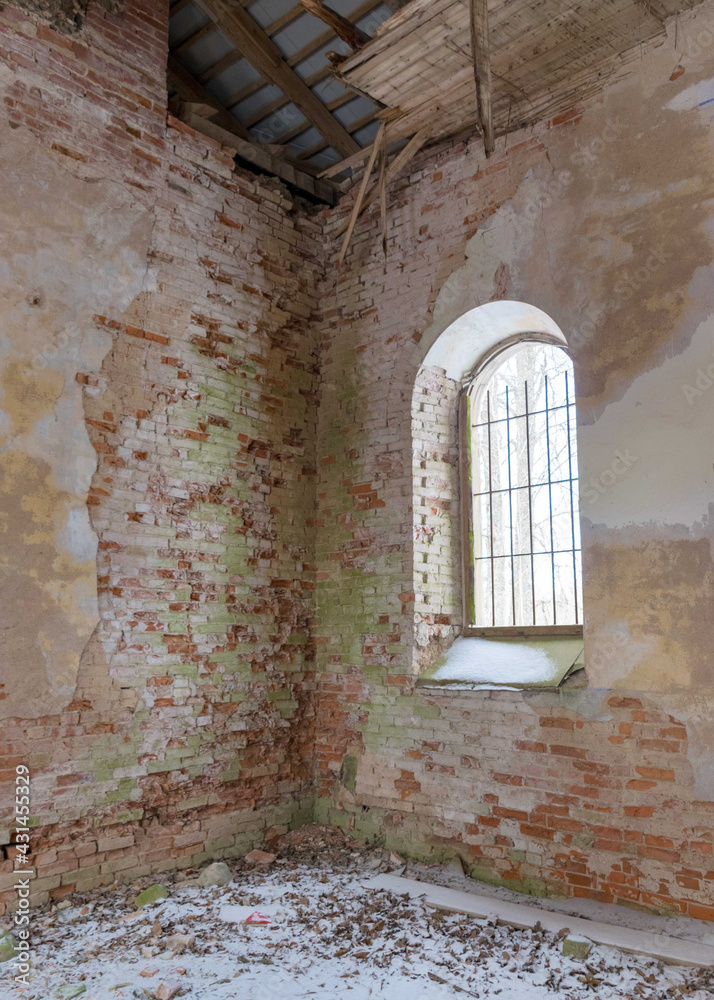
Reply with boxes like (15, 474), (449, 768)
(180, 111), (339, 205)
(338, 121), (385, 264)
(379, 126), (387, 255)
(470, 0), (494, 155)
(318, 111), (403, 176)
(334, 126), (429, 236)
(319, 140), (380, 178)
(364, 875), (714, 969)
(297, 0), (370, 49)
(195, 0), (360, 158)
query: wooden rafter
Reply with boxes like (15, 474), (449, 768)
(167, 55), (253, 142)
(246, 84), (364, 142)
(192, 0), (382, 117)
(196, 2), (308, 85)
(297, 0), (370, 49)
(287, 0), (381, 69)
(179, 109), (338, 204)
(198, 49), (242, 85)
(264, 94), (375, 149)
(221, 62), (334, 123)
(169, 0), (194, 16)
(171, 20), (214, 56)
(470, 0), (494, 155)
(194, 0), (360, 158)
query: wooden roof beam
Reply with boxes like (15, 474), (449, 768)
(167, 55), (253, 142)
(179, 109), (338, 204)
(193, 3), (313, 86)
(244, 86), (366, 134)
(297, 0), (370, 49)
(220, 61), (329, 120)
(195, 0), (360, 158)
(287, 0), (381, 68)
(217, 0), (382, 104)
(470, 0), (494, 156)
(169, 0), (194, 16)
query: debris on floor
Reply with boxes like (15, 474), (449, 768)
(562, 936), (593, 960)
(3, 826), (714, 1000)
(195, 862), (232, 887)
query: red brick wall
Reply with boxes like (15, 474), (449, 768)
(312, 15), (714, 920)
(0, 0), (319, 909)
(1, 0), (713, 926)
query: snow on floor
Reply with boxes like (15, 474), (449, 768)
(409, 857), (714, 949)
(3, 829), (714, 1000)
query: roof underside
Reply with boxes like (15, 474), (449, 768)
(168, 0), (393, 179)
(338, 0), (704, 146)
(168, 0), (703, 200)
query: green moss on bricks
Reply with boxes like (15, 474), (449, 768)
(115, 809), (143, 823)
(341, 754), (358, 794)
(468, 865), (566, 899)
(413, 703), (440, 719)
(220, 760), (242, 780)
(105, 778), (138, 803)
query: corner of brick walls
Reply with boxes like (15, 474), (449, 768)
(309, 43), (714, 920)
(0, 0), (321, 910)
(2, 0), (713, 927)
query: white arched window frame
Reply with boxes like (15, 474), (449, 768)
(459, 333), (583, 638)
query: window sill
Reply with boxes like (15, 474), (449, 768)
(462, 625), (583, 639)
(417, 634), (585, 691)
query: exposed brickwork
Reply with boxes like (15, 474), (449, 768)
(0, 0), (319, 911)
(1, 0), (713, 928)
(311, 17), (714, 922)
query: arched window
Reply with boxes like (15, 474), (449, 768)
(464, 340), (582, 630)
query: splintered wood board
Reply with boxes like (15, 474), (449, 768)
(365, 874), (714, 968)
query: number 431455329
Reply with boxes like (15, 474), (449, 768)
(15, 765), (31, 865)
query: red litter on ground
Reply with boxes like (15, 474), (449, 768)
(245, 911), (273, 925)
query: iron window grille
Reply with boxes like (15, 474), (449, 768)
(462, 341), (583, 633)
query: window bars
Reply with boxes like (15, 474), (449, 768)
(470, 344), (583, 628)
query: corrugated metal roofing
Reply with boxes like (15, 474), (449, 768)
(168, 0), (391, 175)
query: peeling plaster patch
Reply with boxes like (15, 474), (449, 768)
(666, 77), (714, 110)
(55, 505), (98, 563)
(417, 161), (559, 369)
(578, 308), (714, 529)
(674, 713), (714, 800)
(0, 127), (154, 719)
(526, 686), (613, 721)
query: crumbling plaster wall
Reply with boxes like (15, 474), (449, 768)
(0, 0), (320, 910)
(3, 0), (714, 925)
(314, 2), (714, 919)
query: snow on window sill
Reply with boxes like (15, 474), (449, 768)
(417, 635), (585, 691)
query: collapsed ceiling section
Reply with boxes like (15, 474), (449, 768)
(167, 0), (395, 202)
(168, 0), (702, 204)
(337, 0), (703, 148)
